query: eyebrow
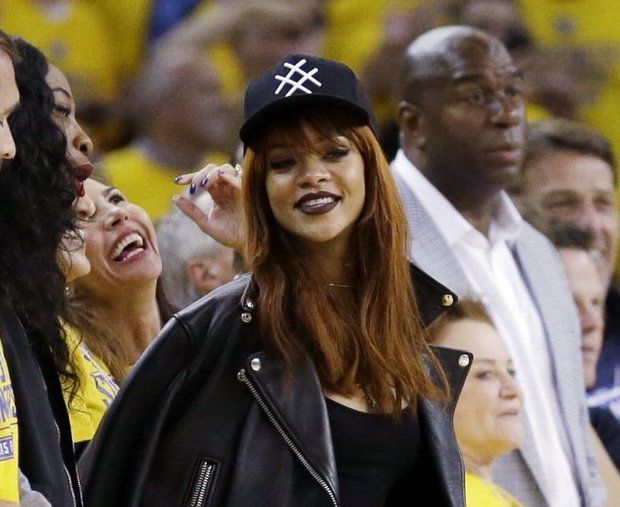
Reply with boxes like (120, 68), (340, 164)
(102, 186), (120, 198)
(473, 358), (514, 366)
(453, 69), (524, 85)
(51, 86), (72, 99)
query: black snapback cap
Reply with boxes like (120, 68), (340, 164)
(239, 54), (377, 145)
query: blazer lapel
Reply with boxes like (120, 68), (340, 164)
(394, 174), (472, 299)
(511, 229), (588, 491)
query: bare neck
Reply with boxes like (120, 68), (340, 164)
(304, 237), (354, 287)
(404, 145), (500, 237)
(89, 283), (161, 364)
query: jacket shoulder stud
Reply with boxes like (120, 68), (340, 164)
(442, 294), (454, 307)
(250, 358), (262, 371)
(241, 312), (252, 323)
(458, 354), (470, 367)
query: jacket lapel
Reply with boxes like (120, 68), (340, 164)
(395, 177), (472, 299)
(242, 352), (339, 500)
(511, 228), (588, 489)
(422, 346), (472, 507)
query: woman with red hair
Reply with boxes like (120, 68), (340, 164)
(81, 55), (471, 507)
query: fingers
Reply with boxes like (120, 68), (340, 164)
(174, 163), (242, 195)
(172, 194), (209, 231)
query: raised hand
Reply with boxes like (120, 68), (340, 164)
(173, 163), (245, 251)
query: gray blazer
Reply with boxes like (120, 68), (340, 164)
(392, 167), (606, 506)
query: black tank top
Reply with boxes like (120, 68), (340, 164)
(325, 397), (421, 506)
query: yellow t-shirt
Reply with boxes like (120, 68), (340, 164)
(64, 326), (118, 446)
(466, 472), (524, 507)
(94, 0), (152, 84)
(100, 144), (229, 223)
(0, 0), (120, 102)
(0, 340), (19, 504)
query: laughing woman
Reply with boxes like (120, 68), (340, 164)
(81, 55), (471, 507)
(66, 177), (174, 384)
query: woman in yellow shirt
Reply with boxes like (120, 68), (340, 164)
(430, 300), (525, 507)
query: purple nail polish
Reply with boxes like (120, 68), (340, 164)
(200, 177), (208, 187)
(189, 184), (196, 195)
(174, 175), (184, 183)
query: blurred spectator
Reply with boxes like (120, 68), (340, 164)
(518, 0), (620, 180)
(430, 300), (525, 506)
(515, 119), (620, 420)
(98, 49), (234, 222)
(156, 192), (237, 309)
(356, 0), (455, 158)
(546, 222), (620, 477)
(460, 0), (579, 121)
(160, 1), (325, 108)
(0, 0), (129, 149)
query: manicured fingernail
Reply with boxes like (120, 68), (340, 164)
(189, 184), (196, 195)
(218, 169), (224, 175)
(200, 177), (208, 187)
(174, 175), (185, 183)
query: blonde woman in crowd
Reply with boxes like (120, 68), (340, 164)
(430, 300), (525, 507)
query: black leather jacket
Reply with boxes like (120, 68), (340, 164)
(80, 265), (471, 507)
(0, 309), (82, 507)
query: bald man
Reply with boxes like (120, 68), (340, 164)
(392, 26), (604, 506)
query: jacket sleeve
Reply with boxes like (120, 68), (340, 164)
(78, 315), (196, 507)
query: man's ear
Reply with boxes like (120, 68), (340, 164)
(398, 100), (426, 150)
(186, 258), (212, 294)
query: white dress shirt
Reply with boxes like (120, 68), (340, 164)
(392, 150), (580, 506)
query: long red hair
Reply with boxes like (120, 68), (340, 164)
(243, 106), (443, 414)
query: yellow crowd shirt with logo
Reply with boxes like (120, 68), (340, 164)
(0, 340), (18, 504)
(64, 326), (118, 446)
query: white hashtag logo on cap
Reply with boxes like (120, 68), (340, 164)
(274, 59), (322, 97)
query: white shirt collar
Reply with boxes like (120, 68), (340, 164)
(392, 149), (523, 248)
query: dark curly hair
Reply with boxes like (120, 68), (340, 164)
(0, 38), (79, 394)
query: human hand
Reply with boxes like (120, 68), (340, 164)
(173, 164), (245, 251)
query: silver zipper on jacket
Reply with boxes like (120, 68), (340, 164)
(187, 460), (216, 507)
(237, 368), (339, 507)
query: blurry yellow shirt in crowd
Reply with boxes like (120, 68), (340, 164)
(0, 0), (119, 104)
(94, 0), (152, 84)
(64, 325), (118, 446)
(0, 340), (18, 504)
(100, 144), (229, 223)
(466, 472), (524, 507)
(519, 0), (620, 165)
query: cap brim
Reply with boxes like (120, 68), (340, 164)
(239, 93), (373, 146)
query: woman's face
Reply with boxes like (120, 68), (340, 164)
(265, 125), (365, 253)
(435, 318), (524, 463)
(59, 195), (96, 283)
(45, 64), (94, 197)
(77, 179), (161, 295)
